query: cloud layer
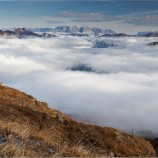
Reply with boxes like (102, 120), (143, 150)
(59, 11), (158, 26)
(0, 36), (158, 136)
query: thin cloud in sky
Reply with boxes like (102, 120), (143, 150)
(58, 11), (158, 26)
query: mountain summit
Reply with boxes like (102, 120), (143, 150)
(53, 25), (116, 35)
(27, 25), (116, 36)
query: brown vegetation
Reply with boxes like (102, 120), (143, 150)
(0, 84), (156, 157)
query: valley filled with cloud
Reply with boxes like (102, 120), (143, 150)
(1, 36), (158, 136)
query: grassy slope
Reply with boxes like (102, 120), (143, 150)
(0, 84), (156, 157)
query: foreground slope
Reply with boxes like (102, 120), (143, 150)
(0, 84), (156, 157)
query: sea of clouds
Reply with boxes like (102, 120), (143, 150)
(0, 36), (158, 136)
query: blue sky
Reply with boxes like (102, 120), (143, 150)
(0, 1), (158, 33)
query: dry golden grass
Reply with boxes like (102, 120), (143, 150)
(0, 142), (38, 157)
(53, 143), (92, 157)
(0, 120), (100, 157)
(0, 84), (156, 157)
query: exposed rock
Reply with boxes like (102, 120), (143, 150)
(48, 146), (56, 154)
(53, 25), (116, 36)
(56, 114), (64, 123)
(146, 32), (158, 37)
(41, 33), (56, 38)
(93, 40), (118, 48)
(0, 28), (56, 39)
(0, 83), (5, 86)
(67, 33), (89, 37)
(0, 132), (7, 145)
(70, 64), (94, 72)
(147, 42), (158, 47)
(14, 28), (41, 38)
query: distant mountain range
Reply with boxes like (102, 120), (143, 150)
(0, 28), (56, 38)
(1, 26), (158, 38)
(28, 26), (158, 37)
(137, 31), (158, 37)
(28, 25), (116, 36)
(147, 42), (158, 47)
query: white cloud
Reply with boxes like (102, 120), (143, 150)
(0, 36), (158, 136)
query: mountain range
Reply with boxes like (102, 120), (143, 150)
(1, 26), (158, 39)
(0, 28), (56, 38)
(28, 25), (116, 36)
(28, 26), (158, 37)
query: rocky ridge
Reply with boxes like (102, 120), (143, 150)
(0, 28), (56, 38)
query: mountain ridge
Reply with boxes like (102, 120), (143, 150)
(1, 27), (158, 38)
(0, 84), (156, 157)
(26, 25), (116, 36)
